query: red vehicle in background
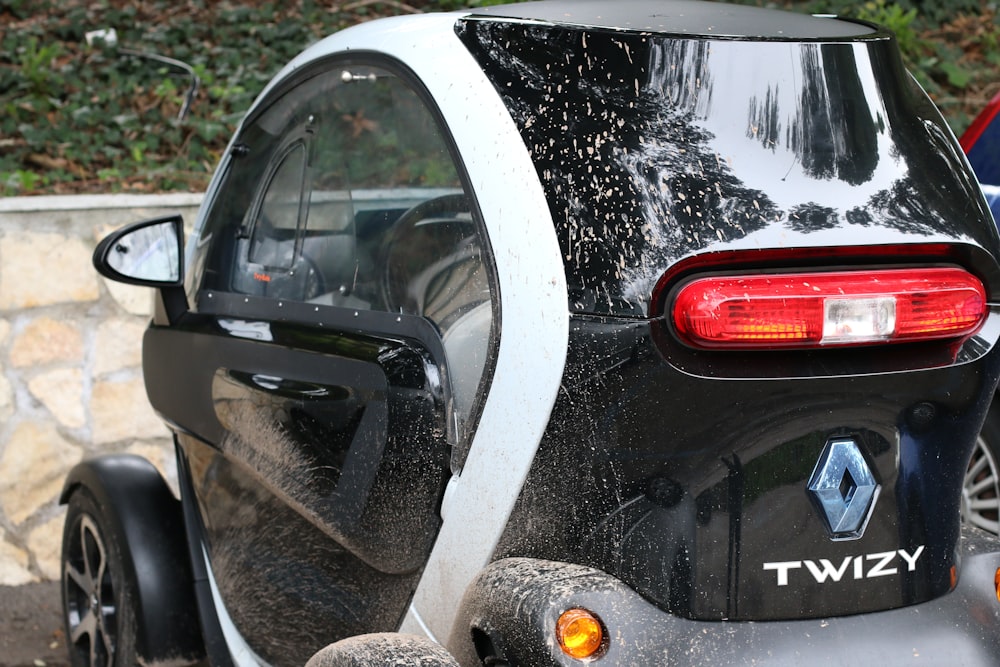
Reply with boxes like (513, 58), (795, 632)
(961, 94), (1000, 536)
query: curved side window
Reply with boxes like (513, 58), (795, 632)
(249, 142), (307, 268)
(230, 141), (320, 300)
(188, 59), (497, 439)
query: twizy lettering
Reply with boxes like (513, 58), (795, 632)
(763, 546), (925, 586)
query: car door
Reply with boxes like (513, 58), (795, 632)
(143, 58), (497, 666)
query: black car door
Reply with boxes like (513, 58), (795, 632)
(143, 58), (496, 666)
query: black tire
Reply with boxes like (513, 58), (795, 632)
(963, 401), (1000, 535)
(306, 633), (460, 667)
(61, 488), (138, 667)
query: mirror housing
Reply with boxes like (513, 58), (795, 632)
(94, 215), (187, 324)
(94, 215), (184, 286)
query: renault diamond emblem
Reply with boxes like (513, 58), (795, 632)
(807, 438), (879, 540)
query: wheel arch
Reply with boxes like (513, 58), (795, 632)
(60, 454), (204, 665)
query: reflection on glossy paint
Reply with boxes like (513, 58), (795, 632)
(707, 42), (884, 194)
(218, 318), (274, 341)
(458, 19), (993, 317)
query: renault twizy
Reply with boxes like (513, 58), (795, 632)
(62, 1), (1000, 664)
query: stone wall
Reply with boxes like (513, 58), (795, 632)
(0, 193), (202, 585)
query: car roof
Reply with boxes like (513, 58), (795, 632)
(468, 0), (875, 40)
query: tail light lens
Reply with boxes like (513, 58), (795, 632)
(671, 267), (987, 350)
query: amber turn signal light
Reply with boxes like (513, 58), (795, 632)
(994, 568), (1000, 603)
(556, 608), (606, 660)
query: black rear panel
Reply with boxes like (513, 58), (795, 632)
(465, 10), (1000, 620)
(495, 316), (1000, 621)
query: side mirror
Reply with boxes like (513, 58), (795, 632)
(93, 215), (183, 287)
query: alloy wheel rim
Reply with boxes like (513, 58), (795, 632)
(63, 515), (117, 667)
(963, 435), (1000, 535)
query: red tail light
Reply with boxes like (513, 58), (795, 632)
(671, 267), (987, 350)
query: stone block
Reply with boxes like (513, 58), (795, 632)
(0, 529), (35, 586)
(27, 511), (65, 581)
(0, 232), (99, 309)
(0, 364), (11, 421)
(94, 317), (146, 376)
(9, 317), (83, 368)
(28, 368), (85, 430)
(0, 422), (82, 525)
(90, 376), (167, 444)
(0, 319), (11, 419)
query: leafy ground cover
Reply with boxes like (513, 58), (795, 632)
(1, 0), (998, 196)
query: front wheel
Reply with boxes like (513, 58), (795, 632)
(306, 633), (460, 667)
(963, 401), (1000, 535)
(61, 488), (138, 667)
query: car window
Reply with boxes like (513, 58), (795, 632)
(226, 141), (322, 301)
(250, 142), (307, 267)
(302, 67), (481, 315)
(190, 60), (496, 434)
(196, 64), (490, 316)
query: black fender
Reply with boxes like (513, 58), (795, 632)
(60, 454), (204, 665)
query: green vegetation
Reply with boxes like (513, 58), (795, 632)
(0, 0), (997, 196)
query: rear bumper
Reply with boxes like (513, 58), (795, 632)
(451, 527), (1000, 666)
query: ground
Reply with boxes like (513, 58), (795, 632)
(0, 582), (67, 667)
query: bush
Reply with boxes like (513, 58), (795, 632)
(0, 0), (473, 195)
(0, 0), (996, 195)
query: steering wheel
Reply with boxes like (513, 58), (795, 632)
(237, 212), (327, 301)
(378, 193), (473, 313)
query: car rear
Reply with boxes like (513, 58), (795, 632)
(448, 1), (1000, 663)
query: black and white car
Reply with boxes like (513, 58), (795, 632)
(63, 1), (1000, 665)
